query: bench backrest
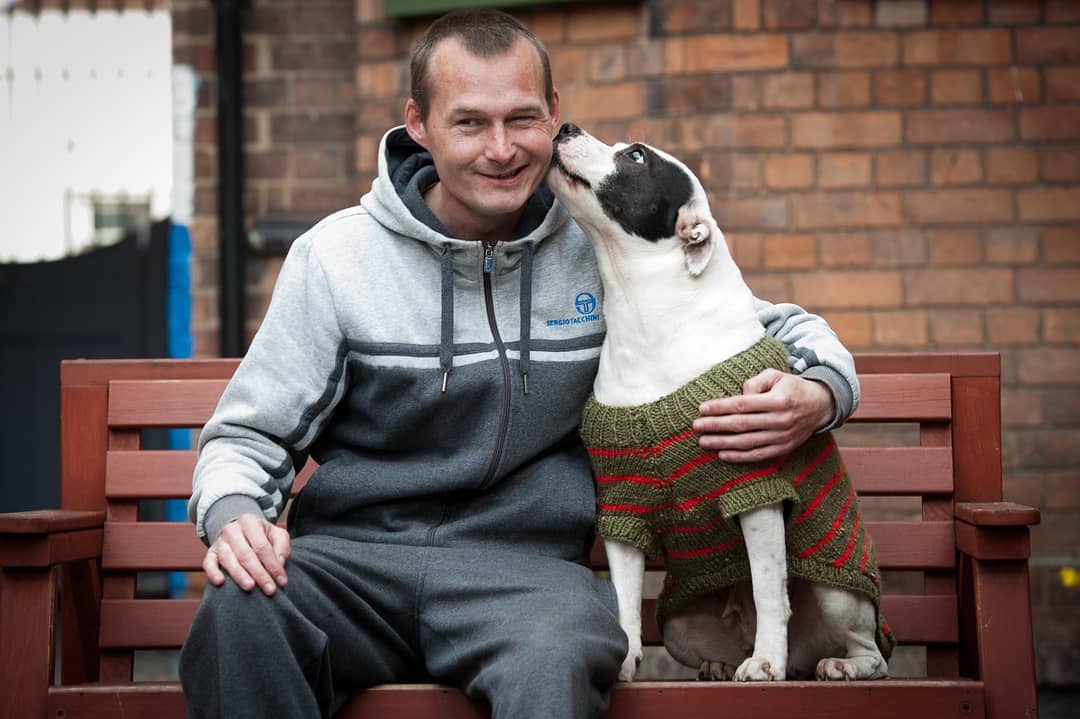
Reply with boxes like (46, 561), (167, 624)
(59, 353), (1003, 683)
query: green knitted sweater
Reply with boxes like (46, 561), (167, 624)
(581, 336), (895, 658)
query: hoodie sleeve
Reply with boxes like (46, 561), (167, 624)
(189, 232), (350, 544)
(753, 297), (859, 431)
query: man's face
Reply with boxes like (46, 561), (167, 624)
(405, 36), (560, 240)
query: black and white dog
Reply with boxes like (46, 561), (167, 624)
(547, 123), (893, 683)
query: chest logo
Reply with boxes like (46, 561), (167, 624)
(547, 291), (602, 327)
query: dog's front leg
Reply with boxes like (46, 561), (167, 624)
(605, 538), (646, 681)
(735, 503), (790, 681)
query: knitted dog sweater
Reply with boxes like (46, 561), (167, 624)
(581, 336), (895, 658)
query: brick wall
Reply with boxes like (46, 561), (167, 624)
(179, 0), (1080, 684)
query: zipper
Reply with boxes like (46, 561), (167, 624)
(480, 240), (511, 489)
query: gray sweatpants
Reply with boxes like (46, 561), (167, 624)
(178, 535), (626, 718)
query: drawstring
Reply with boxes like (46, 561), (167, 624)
(519, 243), (533, 395)
(440, 245), (454, 393)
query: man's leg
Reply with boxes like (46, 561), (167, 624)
(419, 546), (627, 719)
(179, 535), (427, 719)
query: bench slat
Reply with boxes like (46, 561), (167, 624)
(104, 446), (953, 499)
(849, 374), (951, 422)
(103, 520), (955, 572)
(99, 592), (956, 650)
(49, 680), (987, 719)
(107, 380), (230, 428)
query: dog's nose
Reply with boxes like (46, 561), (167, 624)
(556, 123), (582, 140)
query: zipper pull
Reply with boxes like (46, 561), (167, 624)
(483, 241), (495, 273)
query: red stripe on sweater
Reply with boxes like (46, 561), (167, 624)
(860, 533), (870, 573)
(793, 437), (836, 487)
(833, 513), (861, 568)
(798, 486), (854, 560)
(598, 452), (791, 516)
(595, 474), (667, 487)
(793, 465), (845, 525)
(586, 429), (697, 459)
(667, 536), (744, 560)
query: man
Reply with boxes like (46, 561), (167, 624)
(179, 9), (858, 719)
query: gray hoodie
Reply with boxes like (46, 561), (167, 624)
(189, 126), (859, 563)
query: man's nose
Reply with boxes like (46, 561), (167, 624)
(486, 124), (514, 162)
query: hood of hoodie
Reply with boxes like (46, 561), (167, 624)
(361, 126), (571, 258)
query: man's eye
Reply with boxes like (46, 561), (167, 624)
(626, 148), (645, 164)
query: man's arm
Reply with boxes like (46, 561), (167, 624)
(190, 230), (347, 594)
(693, 298), (858, 462)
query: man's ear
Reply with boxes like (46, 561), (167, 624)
(548, 87), (561, 135)
(676, 204), (715, 276)
(404, 98), (428, 149)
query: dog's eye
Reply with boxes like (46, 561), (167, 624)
(626, 148), (646, 165)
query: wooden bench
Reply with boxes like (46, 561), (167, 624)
(0, 354), (1040, 718)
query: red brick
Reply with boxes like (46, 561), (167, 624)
(875, 150), (927, 187)
(567, 4), (640, 41)
(1044, 228), (1080, 262)
(764, 154), (814, 189)
(1041, 149), (1080, 183)
(709, 115), (788, 148)
(743, 274), (790, 302)
(874, 310), (929, 347)
(986, 148), (1039, 185)
(988, 307), (1040, 344)
(1019, 188), (1080, 222)
(823, 311), (874, 349)
(1021, 108), (1080, 142)
(902, 29), (1012, 66)
(987, 1), (1040, 25)
(763, 0), (816, 28)
(876, 0), (928, 27)
(1047, 0), (1080, 22)
(1045, 68), (1080, 102)
(560, 83), (643, 122)
(819, 232), (873, 267)
(1018, 348), (1080, 386)
(874, 70), (928, 106)
(906, 269), (1014, 305)
(818, 152), (871, 188)
(817, 0), (873, 28)
(589, 45), (628, 83)
(793, 112), (901, 148)
(793, 191), (902, 229)
(295, 149), (349, 181)
(762, 72), (815, 109)
(988, 67), (1041, 104)
(678, 34), (789, 72)
(673, 117), (711, 150)
(872, 229), (928, 266)
(246, 150), (288, 180)
(930, 0), (983, 25)
(651, 0), (734, 33)
(291, 77), (355, 110)
(728, 233), (765, 268)
(1046, 475), (1080, 512)
(930, 68), (983, 105)
(731, 75), (762, 110)
(1016, 28), (1080, 64)
(817, 72), (871, 107)
(735, 0), (761, 30)
(931, 309), (985, 346)
(791, 271), (903, 308)
(1045, 309), (1080, 343)
(1045, 390), (1080, 427)
(986, 227), (1039, 264)
(906, 109), (1014, 144)
(930, 229), (983, 265)
(712, 196), (788, 230)
(733, 156), (764, 190)
(763, 234), (816, 268)
(1002, 390), (1045, 428)
(1019, 269), (1080, 303)
(551, 47), (589, 85)
(627, 40), (665, 78)
(905, 189), (1013, 224)
(930, 149), (982, 185)
(648, 75), (733, 114)
(792, 32), (900, 67)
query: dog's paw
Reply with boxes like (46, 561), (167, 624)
(698, 660), (736, 681)
(815, 656), (888, 681)
(618, 647), (643, 682)
(734, 656), (784, 682)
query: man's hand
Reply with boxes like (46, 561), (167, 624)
(692, 369), (835, 463)
(203, 513), (291, 596)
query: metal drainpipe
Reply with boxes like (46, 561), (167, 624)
(214, 0), (246, 357)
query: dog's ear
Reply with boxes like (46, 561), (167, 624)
(676, 206), (715, 276)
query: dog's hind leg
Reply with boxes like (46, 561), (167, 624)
(605, 538), (646, 681)
(812, 584), (888, 680)
(733, 503), (790, 681)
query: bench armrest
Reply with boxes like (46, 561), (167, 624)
(954, 501), (1040, 527)
(954, 502), (1039, 562)
(0, 509), (105, 567)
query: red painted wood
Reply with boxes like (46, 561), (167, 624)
(971, 561), (1039, 719)
(849, 374), (952, 422)
(955, 523), (1031, 561)
(954, 502), (1039, 527)
(1, 567), (56, 719)
(107, 379), (230, 428)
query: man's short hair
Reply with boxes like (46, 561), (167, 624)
(409, 8), (554, 120)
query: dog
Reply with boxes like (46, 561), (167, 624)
(547, 123), (895, 683)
